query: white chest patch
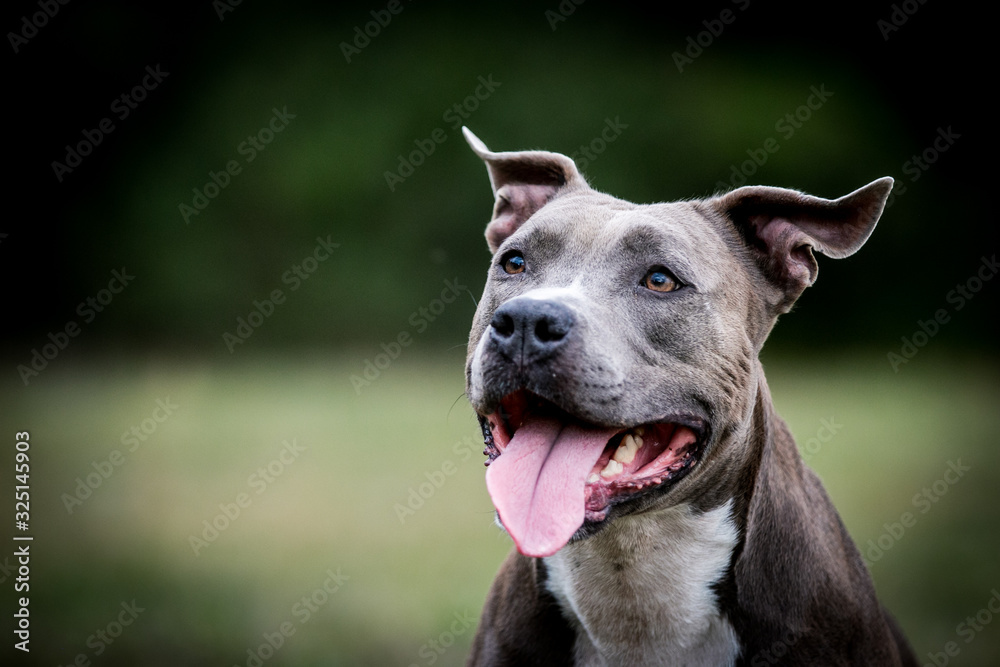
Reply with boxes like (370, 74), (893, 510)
(544, 500), (741, 666)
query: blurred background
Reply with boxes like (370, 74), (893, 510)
(2, 0), (997, 665)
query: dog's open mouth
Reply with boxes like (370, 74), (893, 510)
(480, 390), (704, 557)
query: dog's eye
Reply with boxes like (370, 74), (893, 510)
(501, 251), (526, 275)
(641, 267), (680, 293)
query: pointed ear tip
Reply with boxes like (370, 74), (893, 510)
(845, 176), (893, 206)
(871, 176), (895, 193)
(462, 127), (490, 155)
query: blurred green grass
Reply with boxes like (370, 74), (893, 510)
(4, 350), (999, 665)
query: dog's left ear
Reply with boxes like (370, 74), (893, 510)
(711, 177), (893, 313)
(463, 127), (587, 252)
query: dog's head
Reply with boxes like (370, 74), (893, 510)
(463, 128), (891, 557)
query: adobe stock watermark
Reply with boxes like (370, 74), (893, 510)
(799, 416), (842, 463)
(922, 588), (1000, 667)
(340, 0), (413, 63)
(568, 117), (628, 173)
(51, 65), (170, 183)
(887, 254), (996, 372)
(406, 610), (477, 667)
(214, 0), (243, 21)
(233, 567), (349, 667)
(350, 277), (470, 394)
(188, 439), (306, 556)
(672, 0), (752, 73)
(179, 106), (296, 224)
(57, 600), (145, 667)
(394, 435), (481, 523)
(877, 0), (928, 41)
(61, 397), (180, 514)
(222, 235), (340, 353)
(16, 267), (135, 386)
(384, 75), (502, 191)
(747, 627), (801, 666)
(715, 84), (833, 192)
(862, 459), (970, 568)
(545, 0), (586, 30)
(7, 0), (72, 54)
(883, 126), (962, 211)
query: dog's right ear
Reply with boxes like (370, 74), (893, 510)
(463, 127), (586, 252)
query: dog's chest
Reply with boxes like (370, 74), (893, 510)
(544, 501), (741, 667)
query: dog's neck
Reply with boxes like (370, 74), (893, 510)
(543, 500), (742, 666)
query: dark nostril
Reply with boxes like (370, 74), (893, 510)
(534, 317), (568, 342)
(491, 312), (515, 338)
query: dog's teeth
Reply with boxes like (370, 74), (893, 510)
(634, 426), (645, 436)
(613, 434), (639, 464)
(587, 473), (600, 484)
(634, 435), (643, 448)
(601, 459), (624, 478)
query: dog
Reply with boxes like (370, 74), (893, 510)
(460, 128), (917, 666)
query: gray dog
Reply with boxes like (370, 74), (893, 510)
(461, 128), (917, 666)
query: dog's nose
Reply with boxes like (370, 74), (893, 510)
(489, 299), (575, 363)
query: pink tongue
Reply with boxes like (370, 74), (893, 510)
(485, 415), (620, 557)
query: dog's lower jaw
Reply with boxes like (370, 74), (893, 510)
(543, 501), (741, 667)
